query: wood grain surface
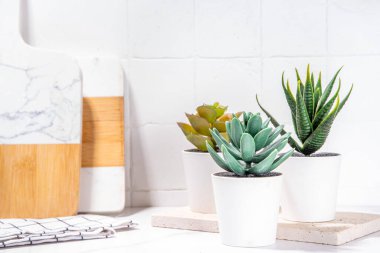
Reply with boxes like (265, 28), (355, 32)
(0, 144), (81, 218)
(82, 97), (125, 167)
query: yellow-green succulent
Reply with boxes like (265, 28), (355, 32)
(177, 102), (242, 152)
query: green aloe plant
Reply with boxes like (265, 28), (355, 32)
(206, 112), (294, 176)
(177, 102), (242, 152)
(257, 65), (353, 155)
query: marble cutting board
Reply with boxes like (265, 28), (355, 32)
(151, 207), (380, 246)
(78, 56), (126, 213)
(0, 0), (82, 218)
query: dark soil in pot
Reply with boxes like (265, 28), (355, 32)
(214, 172), (282, 178)
(292, 152), (340, 157)
(184, 148), (221, 153)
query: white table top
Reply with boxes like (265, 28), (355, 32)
(3, 206), (380, 253)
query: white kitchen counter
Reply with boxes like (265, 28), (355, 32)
(3, 206), (380, 253)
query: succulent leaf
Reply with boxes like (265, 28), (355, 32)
(246, 113), (262, 137)
(196, 105), (217, 123)
(268, 149), (295, 172)
(337, 84), (353, 114)
(222, 145), (245, 176)
(186, 133), (214, 152)
(177, 122), (197, 136)
(265, 125), (284, 146)
(206, 142), (230, 171)
(312, 80), (341, 128)
(230, 117), (244, 148)
(252, 138), (288, 163)
(296, 82), (313, 142)
(249, 149), (278, 174)
(302, 97), (340, 155)
(240, 133), (256, 162)
(317, 66), (342, 111)
(304, 65), (314, 120)
(256, 95), (303, 152)
(213, 120), (226, 132)
(186, 113), (211, 136)
(253, 127), (272, 151)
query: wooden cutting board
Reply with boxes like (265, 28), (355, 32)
(152, 207), (380, 246)
(78, 57), (125, 213)
(0, 0), (82, 218)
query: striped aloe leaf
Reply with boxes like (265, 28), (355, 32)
(257, 65), (353, 155)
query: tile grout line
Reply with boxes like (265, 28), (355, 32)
(259, 0), (264, 99)
(125, 0), (133, 207)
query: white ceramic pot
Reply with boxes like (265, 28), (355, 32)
(279, 153), (342, 222)
(182, 150), (222, 213)
(212, 173), (282, 247)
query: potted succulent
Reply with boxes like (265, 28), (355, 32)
(207, 112), (294, 247)
(257, 65), (353, 222)
(177, 102), (241, 213)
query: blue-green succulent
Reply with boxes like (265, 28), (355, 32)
(206, 112), (294, 176)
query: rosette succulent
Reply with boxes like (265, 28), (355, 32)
(206, 112), (294, 176)
(257, 65), (353, 155)
(177, 102), (242, 152)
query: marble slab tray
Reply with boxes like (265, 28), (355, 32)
(151, 207), (380, 246)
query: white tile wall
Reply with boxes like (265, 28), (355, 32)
(127, 59), (195, 127)
(23, 0), (380, 207)
(262, 0), (327, 56)
(195, 58), (261, 113)
(328, 0), (380, 55)
(128, 0), (194, 58)
(195, 0), (260, 57)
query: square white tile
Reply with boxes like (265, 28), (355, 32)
(131, 124), (189, 191)
(127, 59), (195, 127)
(195, 58), (261, 113)
(128, 0), (194, 58)
(195, 0), (260, 57)
(262, 0), (327, 56)
(328, 0), (380, 55)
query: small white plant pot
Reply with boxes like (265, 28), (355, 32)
(279, 153), (342, 222)
(212, 172), (283, 247)
(182, 150), (222, 213)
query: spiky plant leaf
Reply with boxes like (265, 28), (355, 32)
(313, 87), (321, 114)
(337, 84), (353, 114)
(221, 145), (245, 176)
(249, 149), (278, 174)
(295, 68), (304, 94)
(186, 133), (214, 152)
(312, 80), (341, 128)
(240, 133), (256, 162)
(304, 65), (314, 120)
(218, 112), (243, 122)
(206, 142), (230, 171)
(256, 95), (302, 152)
(296, 82), (312, 142)
(317, 66), (342, 111)
(253, 127), (272, 150)
(282, 73), (297, 118)
(302, 97), (340, 155)
(268, 149), (295, 171)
